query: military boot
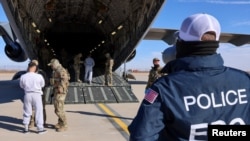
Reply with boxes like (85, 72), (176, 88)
(56, 126), (67, 132)
(54, 123), (62, 129)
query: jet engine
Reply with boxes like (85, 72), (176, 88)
(4, 41), (27, 62)
(0, 23), (27, 62)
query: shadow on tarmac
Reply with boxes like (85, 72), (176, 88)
(128, 80), (147, 85)
(67, 110), (134, 120)
(0, 116), (23, 133)
(0, 80), (24, 103)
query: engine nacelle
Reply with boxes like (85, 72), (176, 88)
(4, 41), (27, 62)
(0, 22), (28, 62)
(162, 45), (176, 64)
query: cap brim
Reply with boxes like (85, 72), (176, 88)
(47, 63), (51, 66)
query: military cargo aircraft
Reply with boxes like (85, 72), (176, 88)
(0, 0), (250, 104)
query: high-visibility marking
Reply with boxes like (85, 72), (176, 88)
(122, 87), (133, 100)
(73, 87), (78, 102)
(97, 103), (129, 135)
(112, 87), (122, 100)
(100, 87), (108, 100)
(88, 87), (94, 101)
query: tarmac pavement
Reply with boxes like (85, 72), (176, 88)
(0, 72), (148, 141)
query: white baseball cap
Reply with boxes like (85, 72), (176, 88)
(179, 13), (221, 41)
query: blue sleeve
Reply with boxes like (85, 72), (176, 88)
(128, 96), (165, 141)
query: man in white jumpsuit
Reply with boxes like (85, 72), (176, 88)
(84, 54), (95, 84)
(19, 61), (47, 134)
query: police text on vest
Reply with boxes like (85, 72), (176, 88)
(183, 89), (248, 111)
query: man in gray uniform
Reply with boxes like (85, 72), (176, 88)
(84, 54), (95, 84)
(19, 61), (47, 134)
(48, 58), (70, 132)
(29, 59), (48, 128)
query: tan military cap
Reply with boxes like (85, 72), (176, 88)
(48, 58), (60, 66)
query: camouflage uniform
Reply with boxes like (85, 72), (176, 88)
(48, 59), (70, 132)
(104, 53), (114, 86)
(145, 58), (165, 90)
(73, 53), (83, 82)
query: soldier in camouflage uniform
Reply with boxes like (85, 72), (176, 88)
(145, 58), (165, 90)
(48, 58), (70, 132)
(73, 53), (83, 82)
(104, 53), (114, 86)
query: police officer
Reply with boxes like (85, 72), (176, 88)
(104, 53), (114, 86)
(128, 13), (250, 140)
(145, 58), (165, 90)
(73, 53), (83, 82)
(48, 58), (70, 132)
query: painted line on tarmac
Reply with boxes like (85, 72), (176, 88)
(96, 103), (130, 139)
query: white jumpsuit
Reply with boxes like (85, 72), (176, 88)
(84, 57), (95, 83)
(20, 72), (45, 131)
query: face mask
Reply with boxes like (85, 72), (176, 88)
(154, 64), (160, 68)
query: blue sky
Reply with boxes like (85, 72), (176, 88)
(1, 0), (250, 71)
(125, 0), (250, 71)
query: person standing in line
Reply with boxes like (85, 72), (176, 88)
(28, 59), (49, 128)
(145, 57), (165, 91)
(128, 13), (250, 140)
(19, 61), (47, 134)
(104, 53), (114, 86)
(48, 58), (70, 132)
(73, 53), (83, 82)
(84, 53), (95, 84)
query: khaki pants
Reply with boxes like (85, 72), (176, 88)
(105, 70), (112, 85)
(54, 93), (67, 127)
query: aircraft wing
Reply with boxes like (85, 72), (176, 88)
(144, 28), (178, 45)
(145, 28), (250, 46)
(219, 32), (250, 46)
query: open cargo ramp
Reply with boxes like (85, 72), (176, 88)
(44, 72), (139, 104)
